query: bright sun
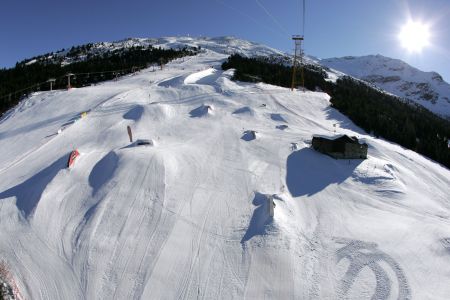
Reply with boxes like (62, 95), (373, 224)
(399, 21), (431, 53)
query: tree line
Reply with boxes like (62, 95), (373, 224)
(222, 54), (450, 168)
(0, 45), (197, 116)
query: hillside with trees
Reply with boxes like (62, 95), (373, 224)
(222, 54), (450, 168)
(0, 45), (197, 116)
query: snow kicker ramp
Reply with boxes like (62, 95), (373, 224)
(184, 68), (222, 86)
(0, 45), (450, 299)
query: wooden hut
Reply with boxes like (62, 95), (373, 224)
(312, 134), (368, 159)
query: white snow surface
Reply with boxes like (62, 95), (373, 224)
(1, 43), (450, 300)
(321, 55), (450, 119)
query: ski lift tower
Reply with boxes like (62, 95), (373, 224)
(66, 73), (75, 90)
(291, 35), (304, 91)
(47, 78), (56, 91)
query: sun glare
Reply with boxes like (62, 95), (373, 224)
(399, 21), (431, 53)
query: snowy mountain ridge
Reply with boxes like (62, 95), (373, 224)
(20, 37), (450, 119)
(22, 36), (286, 67)
(321, 55), (450, 119)
(0, 36), (449, 299)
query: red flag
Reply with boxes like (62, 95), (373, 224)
(67, 150), (80, 168)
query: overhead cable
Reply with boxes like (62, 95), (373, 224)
(255, 0), (290, 37)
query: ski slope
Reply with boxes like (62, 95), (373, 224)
(0, 41), (450, 299)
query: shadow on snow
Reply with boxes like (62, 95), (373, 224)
(241, 130), (256, 142)
(232, 106), (253, 115)
(189, 105), (210, 118)
(286, 148), (362, 197)
(123, 105), (144, 121)
(270, 113), (287, 123)
(89, 151), (119, 196)
(0, 153), (69, 217)
(241, 192), (273, 243)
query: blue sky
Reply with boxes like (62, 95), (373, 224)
(1, 0), (449, 80)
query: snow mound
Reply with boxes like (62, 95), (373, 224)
(189, 104), (214, 118)
(241, 130), (257, 141)
(241, 192), (275, 243)
(184, 68), (221, 85)
(157, 75), (186, 88)
(232, 106), (255, 117)
(270, 113), (288, 123)
(146, 102), (176, 121)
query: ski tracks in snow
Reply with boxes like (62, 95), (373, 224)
(335, 238), (411, 300)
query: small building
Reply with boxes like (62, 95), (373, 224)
(312, 134), (368, 159)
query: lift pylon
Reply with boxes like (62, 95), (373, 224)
(291, 35), (304, 91)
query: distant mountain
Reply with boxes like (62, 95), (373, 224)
(20, 36), (285, 67)
(320, 55), (450, 119)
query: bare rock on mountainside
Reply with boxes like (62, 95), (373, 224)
(321, 55), (450, 119)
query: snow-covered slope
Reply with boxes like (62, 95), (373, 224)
(24, 36), (285, 67)
(1, 40), (450, 299)
(321, 55), (450, 119)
